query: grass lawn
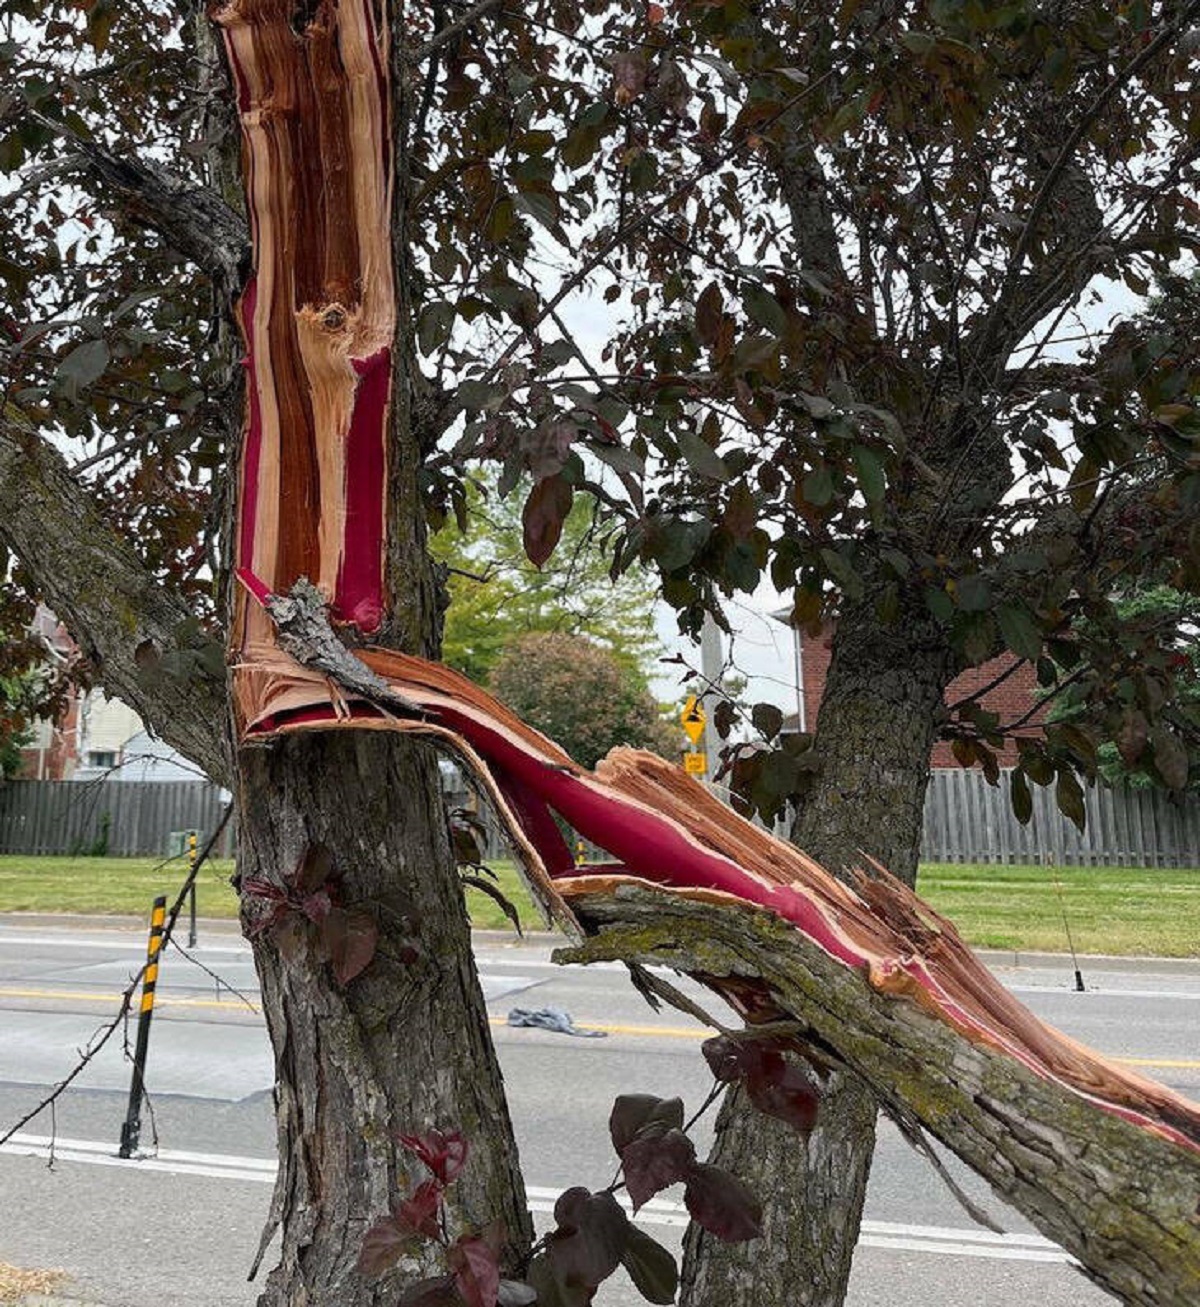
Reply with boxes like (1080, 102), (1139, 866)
(0, 855), (1196, 956)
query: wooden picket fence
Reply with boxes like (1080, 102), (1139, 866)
(0, 780), (234, 859)
(0, 772), (1197, 867)
(922, 769), (1200, 868)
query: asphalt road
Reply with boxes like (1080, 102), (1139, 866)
(1, 915), (1197, 1307)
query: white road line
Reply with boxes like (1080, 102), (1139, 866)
(1007, 983), (1200, 1002)
(1, 1134), (1072, 1265)
(0, 935), (249, 955)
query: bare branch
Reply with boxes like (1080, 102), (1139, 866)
(408, 0), (504, 62)
(968, 1), (1200, 370)
(24, 111), (248, 290)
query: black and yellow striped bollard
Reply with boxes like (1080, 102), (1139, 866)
(118, 894), (167, 1158)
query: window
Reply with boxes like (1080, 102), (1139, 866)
(87, 750), (117, 770)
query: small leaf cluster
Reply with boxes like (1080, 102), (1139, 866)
(242, 844), (384, 987)
(358, 1129), (533, 1307)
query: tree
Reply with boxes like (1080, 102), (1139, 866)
(2, 3), (1199, 1307)
(431, 475), (662, 687)
(491, 632), (676, 769)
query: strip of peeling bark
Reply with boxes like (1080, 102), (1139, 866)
(0, 413), (231, 787)
(554, 885), (1200, 1307)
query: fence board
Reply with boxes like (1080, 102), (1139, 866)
(920, 771), (1199, 868)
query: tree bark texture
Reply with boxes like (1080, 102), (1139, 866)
(682, 602), (955, 1307)
(563, 885), (1200, 1307)
(238, 731), (534, 1305)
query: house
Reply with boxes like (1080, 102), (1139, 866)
(17, 607), (81, 780)
(785, 620), (1047, 768)
(16, 608), (203, 783)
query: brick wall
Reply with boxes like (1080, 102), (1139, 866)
(796, 624), (1046, 768)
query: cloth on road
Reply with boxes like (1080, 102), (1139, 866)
(506, 1007), (607, 1037)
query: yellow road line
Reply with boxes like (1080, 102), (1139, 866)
(2, 987), (1198, 1070)
(0, 986), (259, 1014)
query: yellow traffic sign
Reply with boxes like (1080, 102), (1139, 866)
(683, 751), (707, 776)
(680, 694), (707, 745)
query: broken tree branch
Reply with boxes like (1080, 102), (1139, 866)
(0, 408), (231, 786)
(556, 884), (1200, 1307)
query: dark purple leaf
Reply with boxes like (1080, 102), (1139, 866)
(523, 418), (578, 480)
(611, 49), (648, 105)
(1116, 708), (1149, 767)
(450, 1235), (501, 1307)
(620, 1225), (678, 1304)
(751, 702), (784, 742)
(1152, 724), (1190, 790)
(1010, 768), (1033, 826)
(270, 912), (307, 961)
(524, 1255), (583, 1307)
(293, 842), (334, 894)
(609, 1095), (684, 1155)
(621, 1127), (695, 1210)
(695, 282), (723, 347)
(358, 1213), (420, 1277)
(399, 1129), (470, 1185)
(56, 338), (109, 395)
(713, 699), (738, 740)
(300, 888), (333, 923)
(1055, 768), (1086, 833)
(683, 1163), (763, 1242)
(324, 907), (379, 986)
(548, 1188), (629, 1291)
(395, 1178), (444, 1242)
(701, 1035), (744, 1083)
(745, 1052), (821, 1133)
(522, 473), (574, 567)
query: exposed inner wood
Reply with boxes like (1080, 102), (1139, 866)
(235, 631), (1200, 1159)
(218, 0), (393, 666)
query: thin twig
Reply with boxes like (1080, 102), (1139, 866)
(408, 0), (504, 62)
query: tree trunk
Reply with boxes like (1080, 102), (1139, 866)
(210, 4), (539, 1296)
(239, 730), (534, 1305)
(681, 602), (955, 1307)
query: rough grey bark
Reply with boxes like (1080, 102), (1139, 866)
(682, 601), (955, 1307)
(566, 885), (1200, 1307)
(239, 731), (534, 1306)
(0, 414), (231, 787)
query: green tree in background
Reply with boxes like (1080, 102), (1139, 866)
(431, 477), (663, 687)
(490, 631), (678, 770)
